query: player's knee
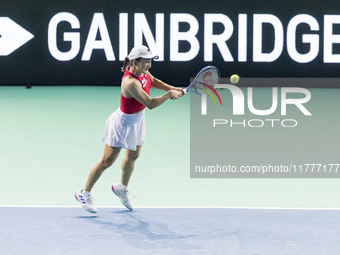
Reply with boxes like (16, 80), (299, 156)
(128, 151), (140, 161)
(99, 158), (114, 169)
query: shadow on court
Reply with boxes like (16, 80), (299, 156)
(1, 207), (340, 255)
(75, 209), (244, 250)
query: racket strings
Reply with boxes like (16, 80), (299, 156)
(193, 67), (220, 94)
(187, 66), (222, 105)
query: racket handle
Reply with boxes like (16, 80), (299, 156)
(171, 89), (185, 99)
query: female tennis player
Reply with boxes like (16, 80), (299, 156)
(75, 45), (184, 213)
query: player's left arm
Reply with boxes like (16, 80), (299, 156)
(148, 72), (185, 95)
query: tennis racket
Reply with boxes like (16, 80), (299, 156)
(184, 66), (222, 105)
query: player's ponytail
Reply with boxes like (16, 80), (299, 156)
(121, 57), (130, 72)
(121, 57), (142, 72)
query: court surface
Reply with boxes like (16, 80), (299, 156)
(1, 86), (340, 254)
(1, 206), (340, 255)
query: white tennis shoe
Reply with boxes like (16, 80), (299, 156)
(111, 183), (135, 210)
(75, 188), (98, 213)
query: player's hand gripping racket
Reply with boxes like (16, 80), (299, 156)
(183, 66), (222, 105)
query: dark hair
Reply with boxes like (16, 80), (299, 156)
(121, 57), (142, 72)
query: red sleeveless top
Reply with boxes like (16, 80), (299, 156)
(120, 67), (151, 114)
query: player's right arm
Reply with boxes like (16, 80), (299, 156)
(122, 77), (181, 110)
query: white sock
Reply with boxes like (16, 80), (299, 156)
(82, 189), (90, 194)
(119, 182), (128, 189)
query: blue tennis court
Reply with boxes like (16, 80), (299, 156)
(1, 206), (339, 255)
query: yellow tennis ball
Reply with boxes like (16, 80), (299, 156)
(230, 74), (240, 84)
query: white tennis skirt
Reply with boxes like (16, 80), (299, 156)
(101, 108), (146, 151)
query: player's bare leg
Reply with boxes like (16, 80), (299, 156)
(111, 144), (143, 210)
(121, 144), (143, 186)
(84, 144), (122, 192)
(75, 145), (121, 213)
